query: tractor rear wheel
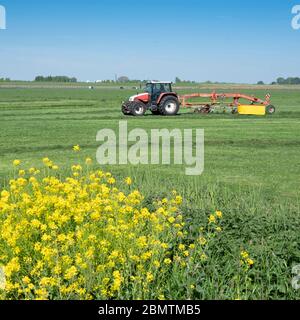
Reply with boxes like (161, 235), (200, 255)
(266, 105), (276, 114)
(158, 96), (180, 116)
(130, 101), (147, 116)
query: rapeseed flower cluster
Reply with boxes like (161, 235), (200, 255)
(0, 151), (227, 300)
(240, 250), (254, 271)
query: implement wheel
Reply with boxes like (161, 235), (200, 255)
(266, 105), (276, 114)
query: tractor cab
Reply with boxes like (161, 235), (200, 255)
(144, 81), (173, 103)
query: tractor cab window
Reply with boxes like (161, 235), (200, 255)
(144, 83), (152, 94)
(160, 83), (172, 92)
(153, 83), (171, 94)
(152, 84), (162, 100)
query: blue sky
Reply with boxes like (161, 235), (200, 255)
(0, 0), (299, 83)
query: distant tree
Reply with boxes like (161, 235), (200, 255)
(277, 77), (286, 85)
(257, 81), (264, 85)
(117, 76), (129, 83)
(289, 77), (300, 84)
(271, 81), (277, 85)
(175, 77), (181, 83)
(295, 77), (300, 84)
(35, 76), (44, 81)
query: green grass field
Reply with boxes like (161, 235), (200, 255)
(0, 85), (300, 299)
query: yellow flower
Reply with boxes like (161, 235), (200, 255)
(216, 211), (223, 218)
(29, 167), (36, 174)
(73, 145), (80, 152)
(200, 253), (208, 261)
(178, 244), (185, 251)
(85, 157), (92, 165)
(13, 160), (21, 166)
(199, 237), (207, 245)
(208, 214), (216, 224)
(141, 251), (152, 261)
(72, 164), (82, 171)
(153, 260), (160, 268)
(41, 234), (51, 242)
(164, 258), (172, 265)
(246, 258), (254, 266)
(124, 177), (132, 185)
(215, 226), (222, 232)
(112, 271), (123, 292)
(64, 266), (78, 280)
(175, 195), (183, 205)
(168, 217), (175, 224)
(42, 157), (53, 167)
(146, 272), (154, 283)
(107, 177), (116, 185)
(4, 258), (20, 277)
(183, 250), (189, 257)
(137, 236), (147, 248)
(1, 190), (10, 198)
(241, 251), (249, 259)
(18, 170), (26, 176)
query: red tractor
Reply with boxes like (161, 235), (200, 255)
(122, 81), (180, 116)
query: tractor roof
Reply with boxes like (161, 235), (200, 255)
(147, 81), (172, 84)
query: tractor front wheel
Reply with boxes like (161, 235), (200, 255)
(122, 102), (131, 115)
(130, 101), (147, 116)
(159, 96), (180, 116)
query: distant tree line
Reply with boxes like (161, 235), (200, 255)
(0, 78), (10, 81)
(257, 77), (300, 85)
(34, 76), (77, 83)
(276, 77), (300, 85)
(175, 77), (196, 84)
(116, 76), (146, 83)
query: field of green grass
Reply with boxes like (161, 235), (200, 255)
(0, 85), (300, 299)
